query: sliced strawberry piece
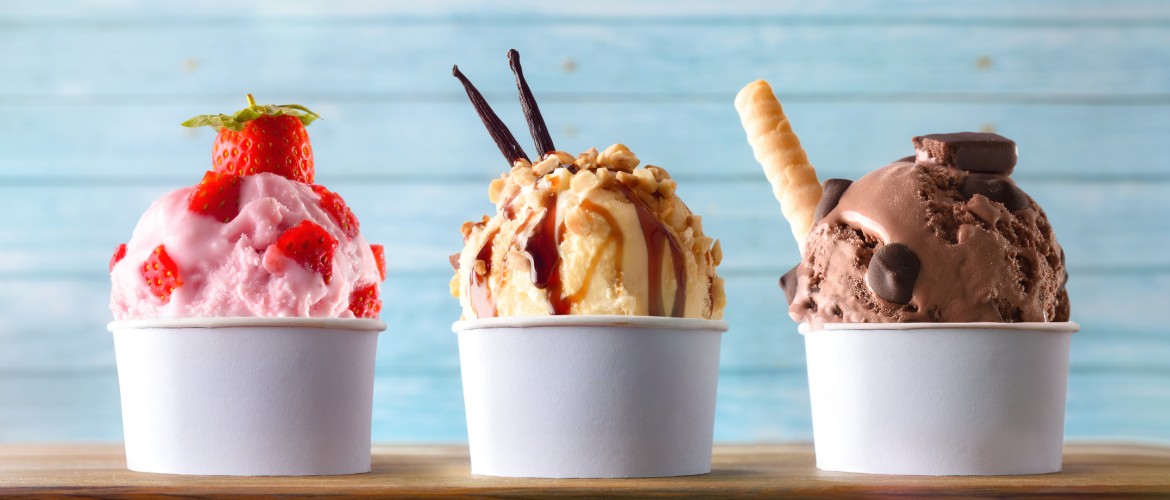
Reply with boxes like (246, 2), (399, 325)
(275, 220), (338, 284)
(349, 284), (381, 319)
(188, 170), (243, 222)
(312, 185), (359, 238)
(141, 245), (182, 304)
(110, 243), (128, 272)
(370, 244), (386, 281)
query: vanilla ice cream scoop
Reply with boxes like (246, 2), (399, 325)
(449, 51), (724, 319)
(451, 146), (724, 319)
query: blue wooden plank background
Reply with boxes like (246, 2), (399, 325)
(1, 0), (1168, 443)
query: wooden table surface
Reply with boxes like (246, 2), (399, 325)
(1, 443), (1168, 498)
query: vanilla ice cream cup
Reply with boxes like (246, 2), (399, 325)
(801, 321), (1078, 475)
(108, 317), (385, 476)
(453, 315), (727, 478)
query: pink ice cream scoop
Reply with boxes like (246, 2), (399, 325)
(109, 97), (385, 320)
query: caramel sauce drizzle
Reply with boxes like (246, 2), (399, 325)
(470, 174), (688, 318)
(565, 199), (625, 306)
(468, 227), (499, 318)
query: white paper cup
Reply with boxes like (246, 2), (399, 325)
(453, 315), (727, 478)
(108, 317), (385, 476)
(801, 322), (1078, 476)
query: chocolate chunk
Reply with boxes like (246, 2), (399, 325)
(866, 243), (920, 305)
(813, 179), (852, 224)
(449, 252), (461, 271)
(912, 132), (1017, 174)
(962, 173), (1029, 211)
(779, 265), (800, 305)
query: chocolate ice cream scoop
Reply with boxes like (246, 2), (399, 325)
(733, 83), (1070, 327)
(788, 149), (1068, 326)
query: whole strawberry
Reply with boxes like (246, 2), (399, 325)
(183, 94), (319, 183)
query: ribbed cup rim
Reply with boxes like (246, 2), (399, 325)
(799, 321), (1079, 335)
(453, 315), (728, 332)
(108, 317), (387, 332)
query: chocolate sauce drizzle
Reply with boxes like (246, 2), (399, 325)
(508, 49), (556, 158)
(452, 65), (529, 163)
(524, 188), (571, 314)
(616, 185), (688, 317)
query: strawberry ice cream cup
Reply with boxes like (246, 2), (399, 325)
(801, 322), (1078, 475)
(454, 316), (727, 478)
(109, 317), (385, 476)
(107, 96), (388, 476)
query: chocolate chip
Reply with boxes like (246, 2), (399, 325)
(867, 243), (920, 305)
(779, 265), (800, 305)
(912, 132), (1017, 174)
(449, 252), (462, 271)
(813, 179), (852, 224)
(962, 173), (1029, 211)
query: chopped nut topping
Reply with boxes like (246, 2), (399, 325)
(549, 166), (573, 190)
(598, 143), (639, 173)
(658, 178), (677, 198)
(695, 235), (713, 255)
(595, 167), (615, 185)
(552, 150), (575, 165)
(689, 215), (703, 232)
(488, 178), (505, 203)
(633, 169), (658, 193)
(645, 165), (669, 181)
(513, 168), (537, 187)
(576, 148), (599, 170)
(570, 169), (600, 192)
(616, 171), (640, 189)
(532, 156), (559, 176)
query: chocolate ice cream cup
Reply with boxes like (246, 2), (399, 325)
(452, 315), (727, 478)
(107, 317), (385, 476)
(800, 321), (1079, 475)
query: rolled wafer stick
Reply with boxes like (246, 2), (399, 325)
(734, 80), (822, 251)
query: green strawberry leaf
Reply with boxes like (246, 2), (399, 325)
(182, 94), (321, 131)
